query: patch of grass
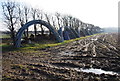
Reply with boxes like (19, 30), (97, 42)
(0, 34), (10, 38)
(1, 44), (19, 53)
(1, 33), (101, 52)
(21, 35), (94, 50)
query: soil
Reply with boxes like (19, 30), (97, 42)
(2, 33), (120, 81)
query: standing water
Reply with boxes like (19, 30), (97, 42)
(74, 68), (119, 75)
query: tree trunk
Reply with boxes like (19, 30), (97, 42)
(11, 29), (15, 46)
(34, 24), (37, 37)
(40, 24), (44, 35)
(26, 28), (29, 37)
(10, 18), (16, 46)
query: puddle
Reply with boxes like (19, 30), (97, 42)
(74, 68), (119, 75)
(91, 38), (98, 41)
(60, 51), (74, 56)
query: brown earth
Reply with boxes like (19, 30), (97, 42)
(2, 33), (120, 81)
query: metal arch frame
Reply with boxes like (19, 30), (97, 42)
(15, 20), (63, 47)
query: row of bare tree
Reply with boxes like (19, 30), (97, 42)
(1, 1), (102, 45)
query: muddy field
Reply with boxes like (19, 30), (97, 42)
(2, 33), (120, 81)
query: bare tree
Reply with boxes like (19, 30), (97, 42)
(68, 15), (73, 27)
(31, 8), (37, 37)
(2, 1), (18, 45)
(24, 6), (30, 38)
(36, 9), (44, 35)
(18, 5), (26, 37)
(44, 13), (52, 35)
(44, 13), (51, 24)
(62, 15), (69, 27)
(55, 12), (61, 29)
(51, 15), (57, 29)
(88, 24), (94, 34)
(18, 5), (24, 26)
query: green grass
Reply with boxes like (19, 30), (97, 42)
(0, 34), (10, 38)
(20, 35), (94, 50)
(1, 44), (19, 52)
(1, 34), (99, 52)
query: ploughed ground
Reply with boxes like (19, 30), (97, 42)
(2, 33), (120, 81)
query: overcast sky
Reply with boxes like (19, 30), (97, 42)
(0, 0), (119, 31)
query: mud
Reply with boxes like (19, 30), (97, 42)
(2, 33), (120, 81)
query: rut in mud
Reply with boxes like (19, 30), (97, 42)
(2, 33), (120, 81)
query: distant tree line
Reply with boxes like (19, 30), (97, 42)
(1, 0), (103, 45)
